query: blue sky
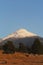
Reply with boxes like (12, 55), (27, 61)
(0, 0), (43, 38)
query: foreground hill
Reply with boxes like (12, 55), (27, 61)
(0, 51), (43, 65)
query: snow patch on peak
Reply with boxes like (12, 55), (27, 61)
(3, 29), (37, 40)
(16, 29), (37, 37)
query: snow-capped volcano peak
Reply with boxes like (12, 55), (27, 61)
(16, 29), (37, 36)
(3, 29), (37, 40)
(1, 29), (43, 48)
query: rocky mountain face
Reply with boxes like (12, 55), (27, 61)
(0, 29), (43, 48)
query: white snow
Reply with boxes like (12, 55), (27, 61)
(3, 29), (37, 40)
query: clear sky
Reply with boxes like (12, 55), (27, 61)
(0, 0), (43, 38)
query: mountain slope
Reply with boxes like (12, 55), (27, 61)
(0, 29), (43, 48)
(0, 29), (39, 48)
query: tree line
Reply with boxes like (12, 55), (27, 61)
(0, 38), (43, 54)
